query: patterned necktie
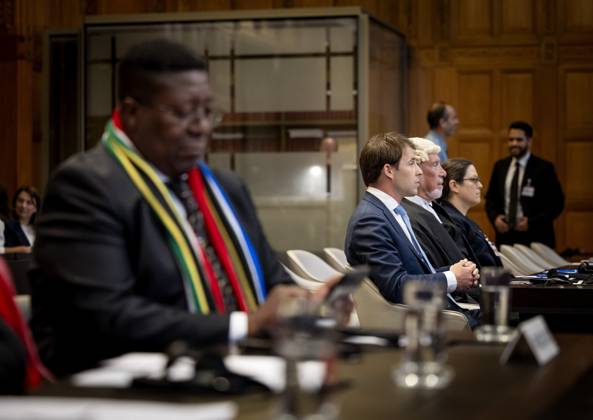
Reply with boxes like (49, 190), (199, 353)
(393, 205), (435, 273)
(508, 161), (521, 228)
(169, 174), (237, 312)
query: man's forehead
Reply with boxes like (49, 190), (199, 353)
(508, 128), (528, 139)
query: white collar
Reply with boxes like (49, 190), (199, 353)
(407, 195), (432, 209)
(366, 186), (400, 211)
(512, 151), (531, 168)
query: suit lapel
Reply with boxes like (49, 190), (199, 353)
(363, 193), (432, 272)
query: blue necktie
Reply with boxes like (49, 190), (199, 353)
(394, 205), (461, 308)
(393, 205), (435, 273)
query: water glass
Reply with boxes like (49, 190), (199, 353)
(475, 267), (516, 343)
(393, 280), (453, 389)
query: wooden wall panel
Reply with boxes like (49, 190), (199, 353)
(453, 141), (491, 177)
(500, 71), (534, 127)
(501, 0), (534, 35)
(565, 142), (593, 203)
(457, 71), (492, 128)
(564, 70), (593, 130)
(563, 0), (593, 33)
(565, 211), (593, 252)
(456, 0), (493, 37)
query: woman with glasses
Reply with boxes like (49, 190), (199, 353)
(440, 159), (502, 267)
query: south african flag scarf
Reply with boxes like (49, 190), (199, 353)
(102, 110), (266, 315)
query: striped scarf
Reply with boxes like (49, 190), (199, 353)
(101, 111), (266, 315)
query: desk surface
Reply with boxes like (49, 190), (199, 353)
(35, 334), (593, 420)
(511, 284), (593, 332)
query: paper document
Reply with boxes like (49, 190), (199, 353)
(0, 397), (236, 420)
(71, 352), (325, 393)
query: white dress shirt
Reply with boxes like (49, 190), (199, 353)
(407, 195), (442, 224)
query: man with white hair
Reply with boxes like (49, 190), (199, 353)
(401, 137), (481, 296)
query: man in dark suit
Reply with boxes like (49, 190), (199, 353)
(401, 137), (481, 271)
(31, 39), (332, 376)
(344, 132), (480, 326)
(485, 121), (564, 248)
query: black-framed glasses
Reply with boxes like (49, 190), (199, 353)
(133, 97), (224, 128)
(463, 176), (482, 184)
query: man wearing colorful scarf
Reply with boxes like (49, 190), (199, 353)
(30, 39), (328, 376)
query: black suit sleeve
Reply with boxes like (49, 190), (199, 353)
(0, 318), (26, 394)
(528, 161), (564, 228)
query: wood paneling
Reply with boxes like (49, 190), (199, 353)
(565, 211), (593, 252)
(564, 70), (593, 130)
(501, 0), (534, 35)
(457, 71), (492, 128)
(456, 0), (493, 37)
(563, 0), (593, 33)
(565, 142), (593, 203)
(500, 71), (534, 126)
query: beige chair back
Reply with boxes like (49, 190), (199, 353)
(286, 250), (341, 282)
(500, 245), (542, 275)
(353, 279), (470, 332)
(514, 244), (554, 270)
(323, 247), (351, 273)
(531, 242), (569, 267)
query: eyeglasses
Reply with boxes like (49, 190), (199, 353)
(463, 176), (482, 184)
(134, 98), (224, 127)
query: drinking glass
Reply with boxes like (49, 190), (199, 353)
(392, 280), (453, 389)
(475, 267), (516, 343)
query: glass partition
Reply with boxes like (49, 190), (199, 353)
(83, 10), (405, 251)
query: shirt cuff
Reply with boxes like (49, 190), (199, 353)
(229, 311), (249, 343)
(444, 271), (457, 293)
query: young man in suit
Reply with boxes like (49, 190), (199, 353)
(31, 39), (335, 375)
(485, 121), (564, 248)
(344, 132), (480, 327)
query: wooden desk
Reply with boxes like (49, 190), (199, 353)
(511, 284), (593, 332)
(35, 334), (593, 420)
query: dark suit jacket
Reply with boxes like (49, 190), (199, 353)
(344, 192), (450, 306)
(401, 198), (470, 268)
(439, 200), (502, 268)
(0, 318), (26, 394)
(402, 199), (482, 303)
(31, 144), (290, 375)
(4, 221), (31, 247)
(485, 154), (564, 248)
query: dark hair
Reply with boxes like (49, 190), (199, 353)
(118, 38), (208, 102)
(359, 132), (415, 186)
(508, 121), (533, 139)
(427, 101), (448, 129)
(441, 158), (474, 200)
(12, 186), (40, 225)
(0, 185), (8, 221)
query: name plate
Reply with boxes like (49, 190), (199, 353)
(500, 316), (559, 366)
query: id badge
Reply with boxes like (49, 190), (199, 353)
(521, 186), (535, 197)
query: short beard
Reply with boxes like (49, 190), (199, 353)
(426, 188), (443, 201)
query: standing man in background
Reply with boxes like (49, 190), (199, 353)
(485, 121), (564, 248)
(425, 101), (460, 162)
